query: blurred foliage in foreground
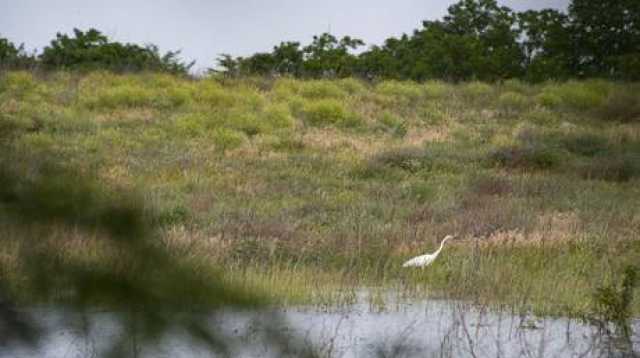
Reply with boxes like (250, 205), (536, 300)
(0, 119), (312, 356)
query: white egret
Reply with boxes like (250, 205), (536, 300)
(402, 235), (455, 268)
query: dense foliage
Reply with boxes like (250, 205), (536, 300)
(1, 29), (193, 74)
(0, 37), (36, 69)
(215, 0), (638, 82)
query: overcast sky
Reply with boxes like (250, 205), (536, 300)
(1, 0), (569, 73)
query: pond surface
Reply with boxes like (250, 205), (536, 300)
(2, 296), (639, 357)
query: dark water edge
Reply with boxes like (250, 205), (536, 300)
(2, 299), (639, 358)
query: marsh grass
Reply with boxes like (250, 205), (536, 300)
(1, 71), (639, 318)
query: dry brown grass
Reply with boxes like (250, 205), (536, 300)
(403, 125), (451, 146)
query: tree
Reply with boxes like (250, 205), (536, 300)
(238, 52), (278, 76)
(440, 0), (524, 80)
(0, 36), (36, 70)
(356, 44), (398, 79)
(569, 0), (640, 78)
(272, 41), (304, 76)
(40, 28), (193, 74)
(518, 9), (574, 81)
(212, 53), (240, 77)
(359, 0), (525, 82)
(302, 33), (364, 78)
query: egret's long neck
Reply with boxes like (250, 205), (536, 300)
(435, 238), (449, 255)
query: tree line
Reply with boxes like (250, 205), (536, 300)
(1, 0), (638, 81)
(0, 28), (193, 74)
(217, 0), (639, 82)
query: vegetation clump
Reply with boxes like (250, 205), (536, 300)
(489, 145), (559, 170)
(301, 99), (360, 127)
(595, 91), (640, 122)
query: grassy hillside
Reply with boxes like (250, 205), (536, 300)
(1, 71), (639, 316)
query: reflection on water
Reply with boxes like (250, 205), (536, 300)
(2, 297), (638, 357)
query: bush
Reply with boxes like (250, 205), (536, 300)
(165, 87), (192, 107)
(212, 128), (246, 153)
(301, 99), (360, 127)
(367, 147), (430, 173)
(223, 110), (266, 136)
(193, 81), (236, 108)
(262, 104), (295, 129)
(337, 78), (367, 95)
(560, 133), (609, 157)
(461, 82), (493, 98)
(535, 91), (563, 108)
(298, 80), (346, 99)
(559, 83), (607, 110)
(501, 79), (529, 94)
(40, 28), (193, 74)
(498, 91), (530, 111)
(580, 155), (640, 182)
(377, 111), (407, 137)
(375, 81), (423, 102)
(423, 81), (450, 98)
(595, 91), (640, 122)
(489, 145), (559, 170)
(174, 113), (207, 137)
(83, 85), (155, 109)
(269, 135), (305, 152)
(0, 71), (38, 97)
(469, 174), (512, 196)
(272, 78), (301, 99)
(538, 81), (609, 110)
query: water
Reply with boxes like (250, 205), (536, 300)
(2, 298), (638, 357)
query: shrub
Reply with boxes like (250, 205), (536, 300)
(469, 175), (512, 196)
(498, 91), (530, 111)
(194, 81), (236, 108)
(559, 83), (607, 110)
(174, 113), (207, 137)
(223, 110), (266, 136)
(560, 133), (609, 157)
(155, 205), (190, 226)
(591, 265), (639, 338)
(83, 85), (155, 109)
(377, 111), (407, 137)
(212, 128), (246, 153)
(367, 147), (430, 173)
(298, 80), (346, 99)
(489, 145), (559, 170)
(286, 95), (307, 117)
(423, 81), (450, 99)
(233, 86), (266, 111)
(337, 78), (367, 95)
(272, 78), (300, 99)
(375, 81), (423, 102)
(405, 181), (436, 202)
(165, 87), (192, 107)
(535, 91), (563, 108)
(461, 82), (493, 98)
(595, 91), (640, 122)
(580, 155), (640, 182)
(269, 135), (305, 152)
(0, 71), (38, 97)
(539, 81), (609, 110)
(263, 104), (295, 129)
(302, 99), (360, 127)
(501, 79), (529, 94)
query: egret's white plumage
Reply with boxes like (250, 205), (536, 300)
(402, 235), (454, 268)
